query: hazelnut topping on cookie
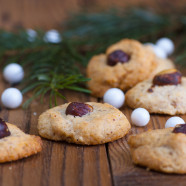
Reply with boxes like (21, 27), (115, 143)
(0, 118), (11, 139)
(173, 124), (186, 134)
(66, 102), (93, 117)
(107, 50), (130, 66)
(153, 69), (182, 86)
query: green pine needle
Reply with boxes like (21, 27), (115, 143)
(0, 8), (185, 108)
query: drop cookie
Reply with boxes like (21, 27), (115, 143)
(87, 39), (157, 97)
(0, 118), (42, 163)
(151, 57), (175, 77)
(144, 45), (175, 77)
(128, 124), (186, 174)
(38, 102), (131, 145)
(126, 69), (186, 115)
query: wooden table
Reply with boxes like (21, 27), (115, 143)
(0, 80), (186, 186)
(0, 1), (186, 185)
(0, 0), (183, 30)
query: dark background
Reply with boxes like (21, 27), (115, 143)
(0, 0), (185, 30)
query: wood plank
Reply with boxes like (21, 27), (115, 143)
(0, 1), (186, 185)
(0, 89), (112, 186)
(107, 69), (186, 186)
(106, 69), (186, 186)
(108, 105), (186, 186)
(0, 75), (185, 186)
(0, 0), (183, 30)
(63, 91), (112, 186)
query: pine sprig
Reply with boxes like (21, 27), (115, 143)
(62, 9), (186, 66)
(0, 8), (186, 107)
(2, 38), (91, 107)
(62, 9), (170, 64)
(22, 42), (91, 107)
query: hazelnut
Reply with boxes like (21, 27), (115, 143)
(66, 102), (93, 117)
(107, 50), (130, 66)
(172, 124), (186, 134)
(0, 118), (11, 139)
(153, 69), (182, 86)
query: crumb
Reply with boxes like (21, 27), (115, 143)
(147, 88), (153, 93)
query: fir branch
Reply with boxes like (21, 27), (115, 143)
(1, 37), (91, 108)
(62, 9), (186, 66)
(20, 41), (91, 108)
(0, 8), (186, 108)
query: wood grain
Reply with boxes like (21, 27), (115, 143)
(0, 0), (186, 185)
(63, 91), (112, 186)
(108, 108), (186, 186)
(0, 77), (186, 186)
(0, 0), (184, 30)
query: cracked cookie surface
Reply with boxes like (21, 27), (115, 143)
(87, 39), (157, 97)
(0, 123), (42, 163)
(38, 102), (131, 145)
(128, 127), (186, 174)
(126, 77), (186, 115)
(144, 45), (175, 78)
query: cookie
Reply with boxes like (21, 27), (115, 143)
(87, 39), (157, 97)
(38, 102), (131, 145)
(128, 125), (186, 174)
(126, 69), (186, 115)
(0, 120), (42, 163)
(151, 57), (175, 77)
(144, 45), (175, 77)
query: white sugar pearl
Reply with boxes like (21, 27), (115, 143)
(156, 38), (174, 56)
(27, 29), (37, 42)
(151, 45), (167, 59)
(131, 108), (150, 127)
(165, 117), (185, 128)
(103, 88), (125, 108)
(44, 29), (62, 43)
(3, 63), (24, 84)
(1, 88), (23, 109)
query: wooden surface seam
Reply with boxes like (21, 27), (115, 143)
(0, 85), (186, 186)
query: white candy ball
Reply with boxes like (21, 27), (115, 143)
(131, 108), (150, 127)
(27, 29), (37, 42)
(151, 45), (167, 59)
(156, 37), (174, 56)
(44, 29), (62, 43)
(1, 88), (23, 109)
(103, 88), (125, 108)
(3, 63), (24, 84)
(165, 117), (185, 128)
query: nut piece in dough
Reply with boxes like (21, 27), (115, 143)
(0, 122), (42, 163)
(153, 69), (182, 86)
(66, 102), (93, 117)
(38, 102), (131, 145)
(87, 39), (157, 97)
(126, 72), (186, 115)
(128, 126), (186, 174)
(107, 50), (130, 66)
(0, 118), (11, 139)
